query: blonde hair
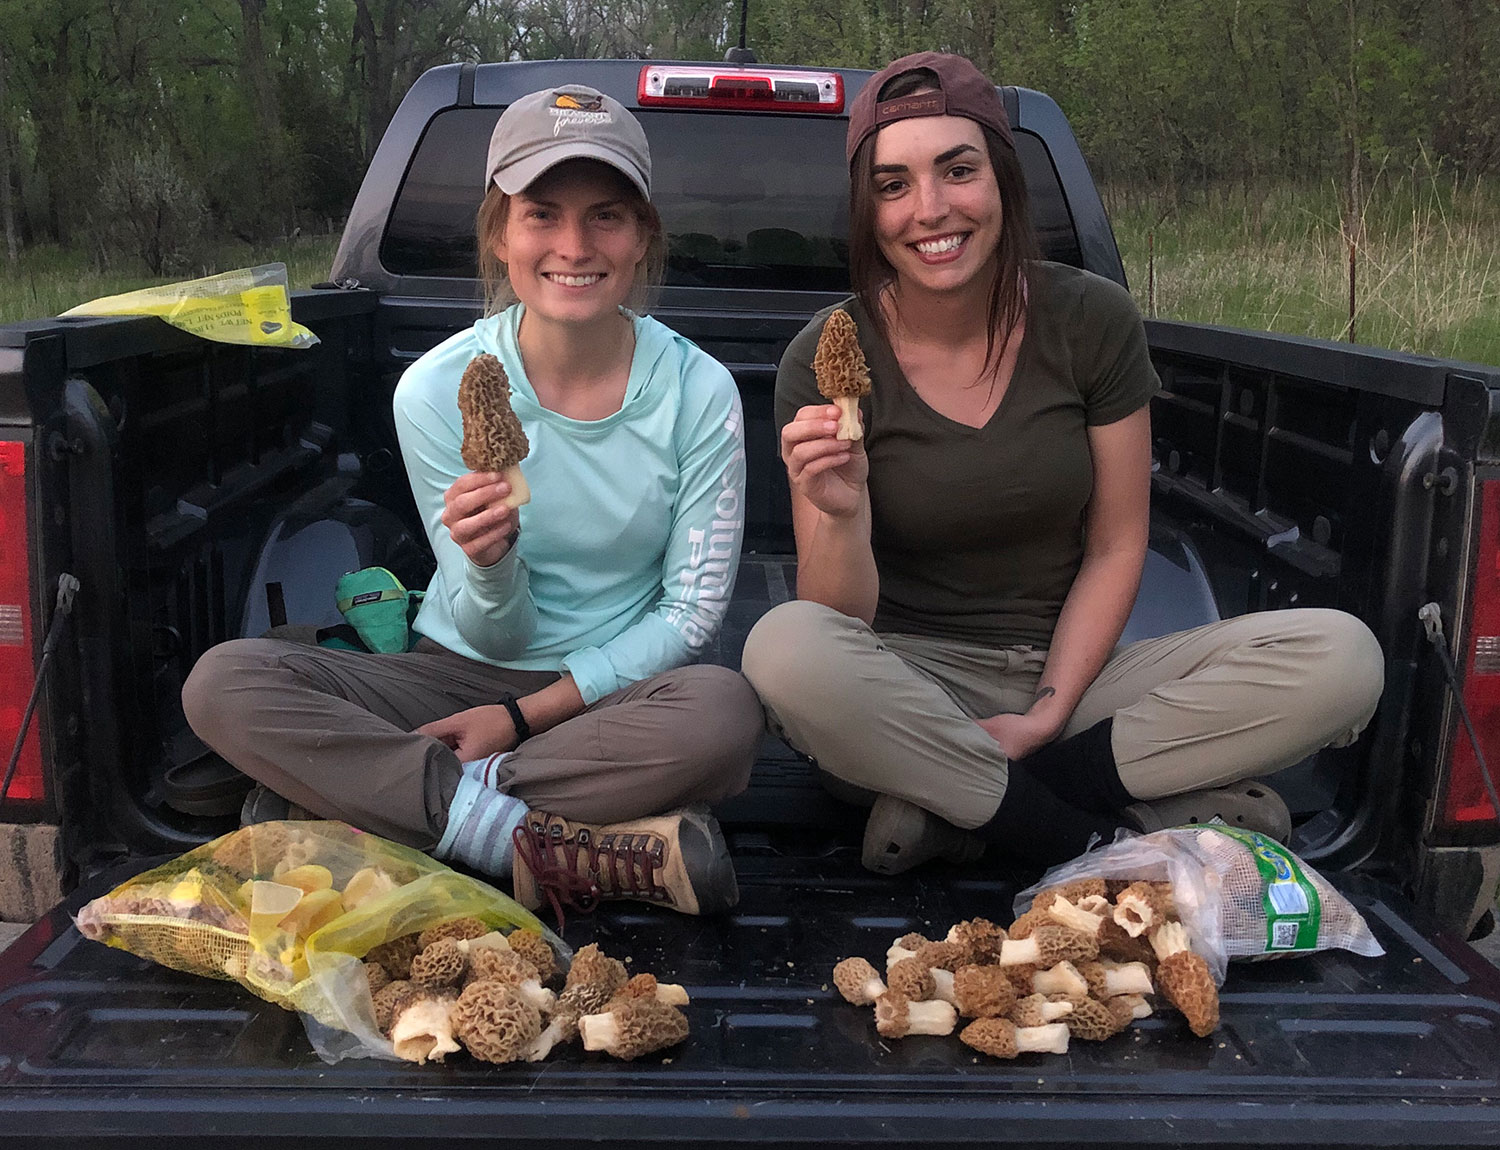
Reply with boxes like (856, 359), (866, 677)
(475, 170), (666, 318)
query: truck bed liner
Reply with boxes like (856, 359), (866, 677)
(2, 853), (1497, 1148)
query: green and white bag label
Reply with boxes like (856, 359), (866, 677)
(1214, 827), (1323, 951)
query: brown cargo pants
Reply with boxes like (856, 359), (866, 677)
(181, 632), (763, 850)
(741, 601), (1385, 828)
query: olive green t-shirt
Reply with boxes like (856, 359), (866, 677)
(776, 261), (1159, 649)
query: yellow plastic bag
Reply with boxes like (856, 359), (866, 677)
(75, 820), (564, 1062)
(60, 262), (319, 348)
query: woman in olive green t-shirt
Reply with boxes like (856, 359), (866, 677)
(741, 51), (1384, 872)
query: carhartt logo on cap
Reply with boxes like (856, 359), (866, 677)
(875, 92), (946, 124)
(548, 88), (613, 135)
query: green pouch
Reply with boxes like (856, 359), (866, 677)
(332, 568), (424, 654)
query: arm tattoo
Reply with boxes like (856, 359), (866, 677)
(1034, 686), (1057, 702)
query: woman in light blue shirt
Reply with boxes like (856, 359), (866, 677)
(184, 85), (761, 920)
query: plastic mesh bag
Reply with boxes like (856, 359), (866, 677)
(1014, 826), (1384, 984)
(76, 820), (565, 1062)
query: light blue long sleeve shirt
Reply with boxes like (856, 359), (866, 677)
(392, 306), (746, 705)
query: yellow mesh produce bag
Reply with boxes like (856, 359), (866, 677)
(75, 820), (564, 1062)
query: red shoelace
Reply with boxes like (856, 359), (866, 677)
(512, 817), (668, 927)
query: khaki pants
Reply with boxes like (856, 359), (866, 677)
(182, 634), (763, 850)
(741, 601), (1384, 830)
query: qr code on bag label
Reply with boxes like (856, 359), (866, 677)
(1268, 880), (1309, 916)
(1271, 920), (1301, 949)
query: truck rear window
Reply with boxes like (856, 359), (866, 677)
(382, 107), (1079, 289)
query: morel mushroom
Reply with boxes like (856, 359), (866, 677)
(610, 972), (690, 1008)
(409, 937), (469, 988)
(946, 917), (1008, 965)
(1114, 881), (1170, 937)
(558, 943), (629, 1017)
(388, 986), (461, 1063)
(886, 957), (937, 1002)
(999, 924), (1098, 967)
(885, 931), (930, 972)
(372, 979), (415, 1033)
(874, 990), (958, 1038)
(452, 979), (542, 1063)
(364, 960), (391, 996)
(1009, 992), (1074, 1028)
(579, 997), (690, 1060)
(951, 964), (1017, 1019)
(367, 933), (423, 981)
(1030, 960), (1090, 1000)
(1064, 995), (1131, 1042)
(506, 928), (559, 981)
(811, 308), (871, 441)
(458, 353), (531, 507)
(1076, 958), (1154, 999)
(833, 956), (889, 1006)
(417, 916), (492, 951)
(959, 1017), (1070, 1059)
(465, 945), (556, 1014)
(1150, 921), (1219, 1037)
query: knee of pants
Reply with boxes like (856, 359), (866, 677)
(669, 664), (763, 800)
(180, 638), (288, 752)
(742, 600), (852, 718)
(1288, 609), (1386, 738)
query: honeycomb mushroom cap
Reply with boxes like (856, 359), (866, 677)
(507, 929), (559, 981)
(364, 961), (391, 996)
(912, 940), (966, 972)
(366, 933), (422, 981)
(1006, 909), (1047, 940)
(1032, 924), (1100, 966)
(458, 354), (530, 473)
(613, 972), (662, 1002)
(1099, 916), (1159, 965)
(887, 957), (936, 1001)
(559, 943), (628, 1015)
(372, 979), (416, 1033)
(1065, 996), (1127, 1042)
(452, 979), (542, 1063)
(1002, 961), (1038, 995)
(465, 946), (541, 990)
(582, 997), (690, 1060)
(1157, 950), (1220, 1037)
(417, 917), (491, 951)
(952, 964), (1016, 1018)
(894, 932), (932, 950)
(811, 309), (872, 400)
(833, 956), (886, 1005)
(959, 1017), (1018, 1059)
(948, 918), (1008, 965)
(410, 938), (469, 988)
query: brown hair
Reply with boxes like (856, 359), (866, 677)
(475, 164), (666, 318)
(847, 69), (1040, 376)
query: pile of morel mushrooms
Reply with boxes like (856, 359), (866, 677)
(833, 878), (1219, 1059)
(366, 918), (688, 1063)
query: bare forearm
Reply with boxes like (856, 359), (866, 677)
(794, 501), (879, 624)
(516, 675), (587, 736)
(1029, 548), (1143, 733)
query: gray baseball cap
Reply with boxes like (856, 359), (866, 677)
(485, 85), (652, 199)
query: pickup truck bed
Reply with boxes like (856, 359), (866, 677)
(3, 840), (1498, 1148)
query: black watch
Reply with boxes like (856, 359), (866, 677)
(498, 694), (532, 742)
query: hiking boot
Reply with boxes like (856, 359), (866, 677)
(1124, 779), (1292, 843)
(510, 805), (739, 920)
(239, 783), (317, 826)
(861, 794), (986, 875)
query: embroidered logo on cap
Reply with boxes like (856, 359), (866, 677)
(875, 91), (947, 124)
(548, 89), (613, 135)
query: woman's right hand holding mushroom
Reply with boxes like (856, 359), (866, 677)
(781, 403), (868, 519)
(443, 471), (520, 568)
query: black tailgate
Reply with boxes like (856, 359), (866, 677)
(2, 850), (1497, 1150)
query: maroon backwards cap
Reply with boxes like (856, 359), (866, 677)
(845, 51), (1013, 166)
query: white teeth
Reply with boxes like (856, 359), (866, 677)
(548, 274), (601, 286)
(914, 235), (965, 254)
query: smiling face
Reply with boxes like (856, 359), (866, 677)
(868, 113), (1003, 299)
(490, 158), (652, 329)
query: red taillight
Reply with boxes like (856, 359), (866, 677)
(1447, 478), (1500, 826)
(638, 66), (844, 112)
(0, 441), (42, 805)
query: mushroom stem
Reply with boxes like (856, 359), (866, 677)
(1014, 1022), (1071, 1055)
(833, 396), (862, 441)
(502, 464), (531, 509)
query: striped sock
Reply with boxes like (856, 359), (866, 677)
(434, 754), (528, 878)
